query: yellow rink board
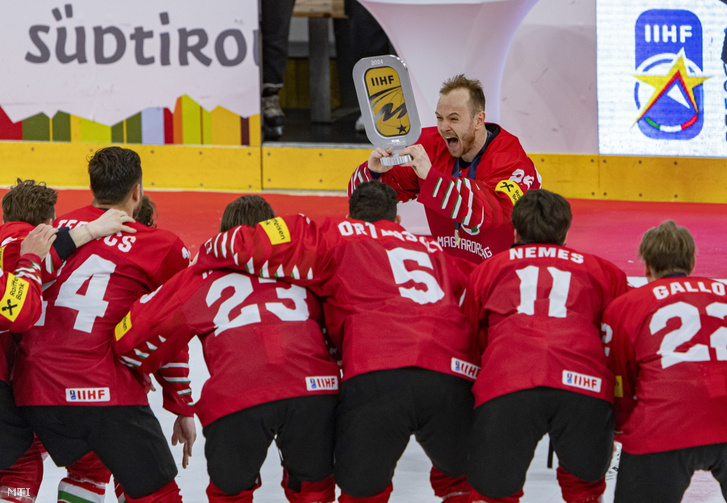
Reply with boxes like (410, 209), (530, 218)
(0, 142), (725, 203)
(0, 142), (262, 192)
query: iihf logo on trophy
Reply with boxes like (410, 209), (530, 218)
(633, 9), (709, 140)
(364, 66), (411, 138)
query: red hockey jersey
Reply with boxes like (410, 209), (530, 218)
(195, 215), (479, 382)
(0, 221), (67, 281)
(13, 206), (192, 412)
(349, 125), (541, 263)
(466, 244), (628, 407)
(0, 253), (43, 382)
(0, 221), (52, 384)
(114, 267), (341, 426)
(603, 276), (727, 454)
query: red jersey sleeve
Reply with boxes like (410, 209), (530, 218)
(114, 273), (196, 417)
(195, 216), (332, 287)
(349, 127), (540, 234)
(603, 298), (639, 432)
(0, 253), (44, 333)
(154, 348), (194, 417)
(417, 130), (537, 231)
(115, 271), (197, 376)
(349, 159), (421, 203)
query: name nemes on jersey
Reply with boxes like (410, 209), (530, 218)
(509, 246), (584, 264)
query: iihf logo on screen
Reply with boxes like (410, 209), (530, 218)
(633, 9), (710, 140)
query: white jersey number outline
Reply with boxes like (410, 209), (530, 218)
(55, 254), (117, 333)
(386, 247), (445, 305)
(207, 273), (309, 336)
(515, 265), (571, 318)
(652, 301), (727, 369)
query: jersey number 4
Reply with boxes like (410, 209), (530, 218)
(50, 255), (117, 333)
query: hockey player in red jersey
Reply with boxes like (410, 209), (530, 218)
(466, 189), (629, 503)
(602, 220), (727, 502)
(0, 224), (56, 496)
(11, 148), (195, 503)
(349, 74), (540, 264)
(115, 195), (340, 503)
(195, 181), (479, 503)
(1, 179), (137, 503)
(0, 224), (55, 331)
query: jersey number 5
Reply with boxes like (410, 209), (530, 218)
(386, 247), (445, 305)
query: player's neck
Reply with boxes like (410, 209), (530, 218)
(461, 130), (488, 163)
(92, 200), (135, 216)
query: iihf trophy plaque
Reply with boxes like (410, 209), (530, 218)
(352, 55), (421, 166)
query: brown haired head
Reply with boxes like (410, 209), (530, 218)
(639, 220), (695, 279)
(440, 74), (486, 117)
(2, 178), (57, 225)
(511, 189), (571, 246)
(88, 147), (142, 205)
(134, 195), (158, 227)
(349, 181), (398, 223)
(220, 195), (275, 232)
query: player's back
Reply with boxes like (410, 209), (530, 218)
(301, 216), (476, 382)
(605, 276), (727, 454)
(117, 265), (340, 426)
(14, 205), (189, 407)
(196, 214), (478, 383)
(469, 244), (628, 406)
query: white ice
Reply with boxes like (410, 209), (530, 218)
(36, 316), (724, 502)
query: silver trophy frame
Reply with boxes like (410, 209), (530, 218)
(352, 55), (421, 166)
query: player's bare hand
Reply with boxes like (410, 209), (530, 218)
(399, 144), (432, 179)
(20, 224), (57, 260)
(171, 415), (196, 469)
(85, 209), (136, 239)
(367, 147), (395, 173)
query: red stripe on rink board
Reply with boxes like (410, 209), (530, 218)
(566, 199), (727, 279)
(0, 189), (725, 279)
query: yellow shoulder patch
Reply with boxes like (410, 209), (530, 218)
(614, 375), (623, 398)
(495, 180), (523, 204)
(0, 274), (30, 323)
(261, 217), (291, 245)
(0, 247), (5, 271)
(115, 312), (132, 341)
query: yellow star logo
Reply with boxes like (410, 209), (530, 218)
(633, 49), (709, 124)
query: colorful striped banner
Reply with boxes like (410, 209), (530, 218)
(0, 96), (255, 146)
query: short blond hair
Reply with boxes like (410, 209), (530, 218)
(440, 74), (485, 117)
(639, 220), (695, 278)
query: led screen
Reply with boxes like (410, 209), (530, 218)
(597, 0), (727, 156)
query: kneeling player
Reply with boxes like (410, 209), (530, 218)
(115, 195), (340, 503)
(1, 178), (136, 503)
(466, 189), (629, 503)
(603, 221), (727, 502)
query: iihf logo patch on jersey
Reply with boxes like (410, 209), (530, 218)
(562, 371), (601, 393)
(65, 387), (111, 402)
(305, 376), (338, 391)
(451, 358), (480, 380)
(633, 9), (709, 140)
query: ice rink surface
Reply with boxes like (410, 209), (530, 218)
(20, 190), (727, 502)
(35, 336), (725, 502)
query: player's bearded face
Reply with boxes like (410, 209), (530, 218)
(436, 89), (478, 160)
